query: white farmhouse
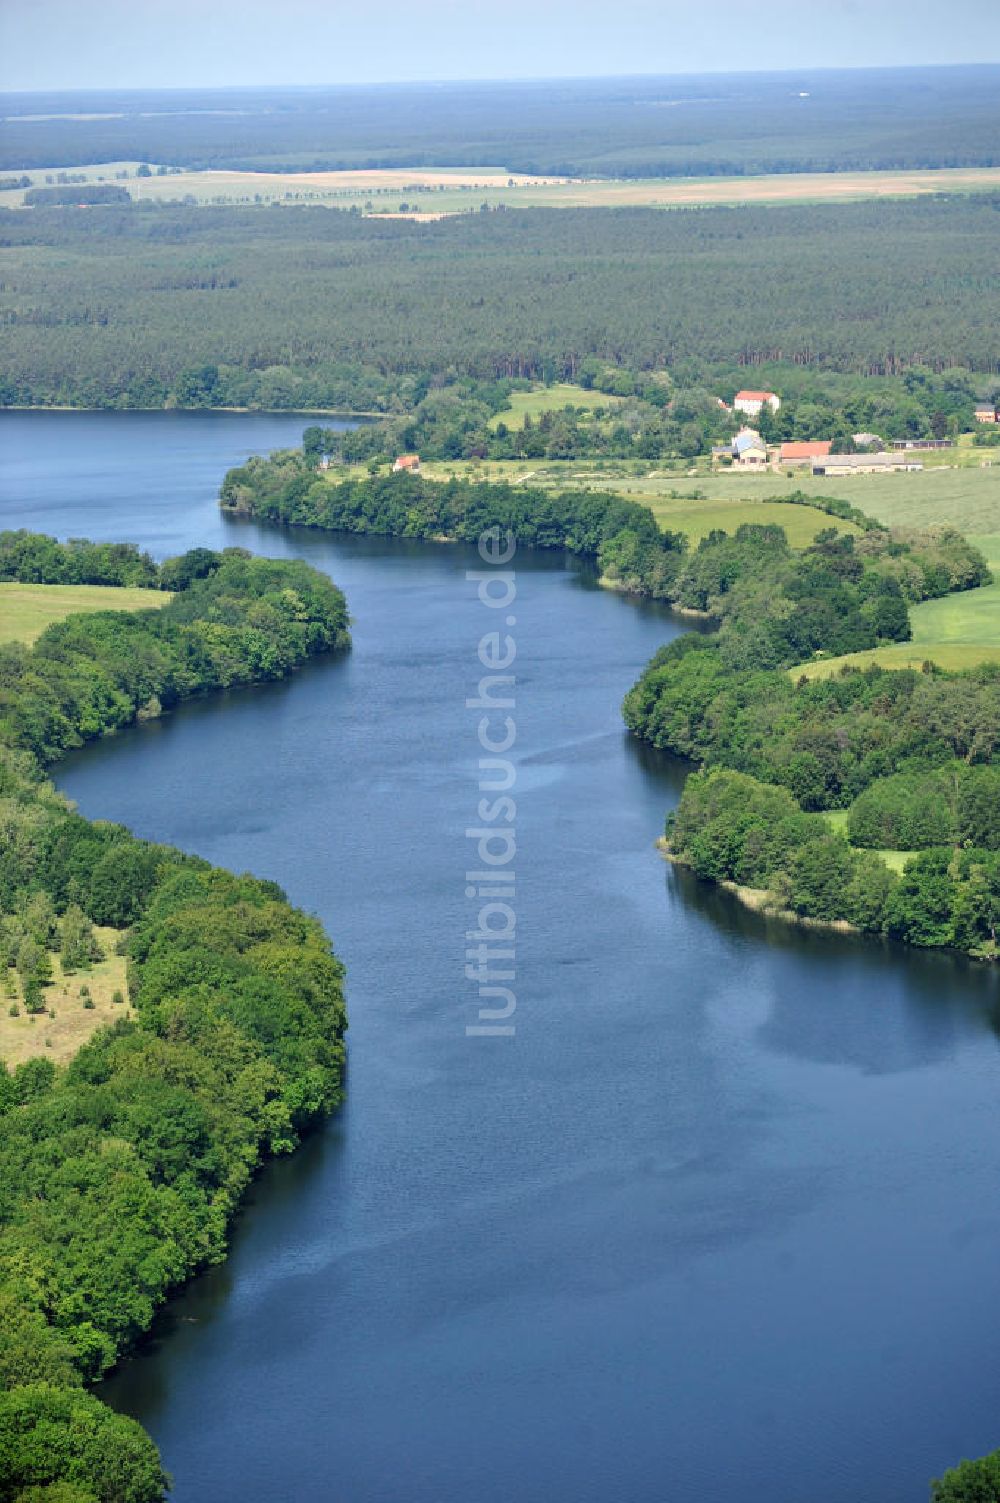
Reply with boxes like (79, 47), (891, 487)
(734, 389), (781, 418)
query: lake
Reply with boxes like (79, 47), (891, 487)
(2, 410), (999, 1503)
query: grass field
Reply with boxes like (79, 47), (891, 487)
(393, 447), (998, 536)
(823, 810), (912, 873)
(6, 162), (1000, 215)
(487, 383), (621, 431)
(0, 582), (169, 644)
(794, 536), (1000, 679)
(0, 927), (130, 1068)
(648, 497), (858, 547)
(681, 460), (1000, 538)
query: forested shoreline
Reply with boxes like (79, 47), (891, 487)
(224, 445), (999, 960)
(624, 587), (1000, 957)
(0, 538), (351, 1500)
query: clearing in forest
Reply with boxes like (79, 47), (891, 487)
(0, 581), (169, 644)
(0, 926), (131, 1067)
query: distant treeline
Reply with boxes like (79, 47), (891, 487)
(2, 195), (1000, 412)
(22, 184), (131, 207)
(1, 69), (998, 177)
(0, 542), (350, 1499)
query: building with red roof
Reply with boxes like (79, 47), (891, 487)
(779, 440), (833, 464)
(734, 389), (781, 417)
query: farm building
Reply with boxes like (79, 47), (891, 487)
(813, 453), (923, 476)
(732, 428), (768, 466)
(778, 440), (832, 466)
(975, 404), (998, 424)
(892, 438), (952, 451)
(733, 389), (781, 417)
(852, 432), (884, 450)
(393, 454), (421, 473)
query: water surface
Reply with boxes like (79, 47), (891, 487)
(2, 411), (999, 1503)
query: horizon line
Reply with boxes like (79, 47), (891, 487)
(2, 59), (999, 98)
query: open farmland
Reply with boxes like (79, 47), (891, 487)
(644, 496), (859, 547)
(5, 162), (1000, 213)
(328, 462), (853, 549)
(0, 581), (169, 644)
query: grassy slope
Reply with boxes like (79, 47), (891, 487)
(0, 582), (169, 644)
(694, 459), (1000, 536)
(0, 926), (130, 1067)
(794, 532), (1000, 678)
(487, 383), (621, 431)
(646, 497), (858, 548)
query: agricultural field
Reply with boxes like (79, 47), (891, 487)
(689, 459), (1000, 537)
(400, 447), (998, 542)
(5, 161), (1000, 214)
(645, 496), (859, 547)
(0, 581), (169, 644)
(0, 926), (130, 1067)
(794, 545), (1000, 680)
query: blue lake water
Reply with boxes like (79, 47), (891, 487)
(2, 410), (999, 1503)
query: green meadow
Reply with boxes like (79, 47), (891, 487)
(695, 457), (999, 538)
(822, 810), (912, 874)
(794, 535), (1000, 679)
(487, 383), (621, 430)
(0, 581), (169, 645)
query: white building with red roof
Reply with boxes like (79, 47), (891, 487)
(734, 389), (781, 417)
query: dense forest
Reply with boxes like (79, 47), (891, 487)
(1, 69), (998, 176)
(0, 541), (351, 1499)
(2, 195), (1000, 411)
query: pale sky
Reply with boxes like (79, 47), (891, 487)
(0, 0), (996, 91)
